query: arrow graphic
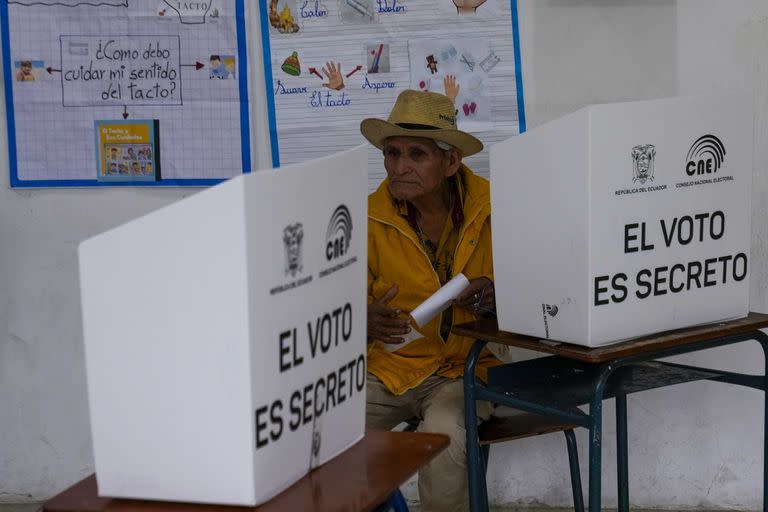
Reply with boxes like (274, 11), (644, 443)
(308, 67), (323, 79)
(181, 62), (205, 70)
(122, 106), (129, 119)
(46, 67), (61, 74)
(345, 65), (363, 78)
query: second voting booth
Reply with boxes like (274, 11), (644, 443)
(78, 147), (368, 505)
(491, 95), (752, 347)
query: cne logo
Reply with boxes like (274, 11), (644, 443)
(685, 134), (725, 176)
(325, 205), (352, 261)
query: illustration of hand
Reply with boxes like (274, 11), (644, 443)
(321, 61), (345, 91)
(452, 0), (487, 15)
(443, 74), (460, 103)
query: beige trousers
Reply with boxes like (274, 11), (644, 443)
(366, 373), (493, 512)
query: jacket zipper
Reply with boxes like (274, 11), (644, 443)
(371, 204), (488, 343)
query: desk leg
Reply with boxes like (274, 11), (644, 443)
(616, 392), (629, 512)
(464, 340), (488, 512)
(588, 364), (614, 512)
(756, 331), (768, 512)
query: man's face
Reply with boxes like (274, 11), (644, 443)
(383, 136), (458, 202)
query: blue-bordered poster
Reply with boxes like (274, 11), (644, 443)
(1, 0), (252, 187)
(259, 0), (526, 190)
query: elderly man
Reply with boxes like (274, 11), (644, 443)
(361, 90), (501, 512)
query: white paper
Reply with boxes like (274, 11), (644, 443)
(4, 0), (250, 184)
(381, 327), (423, 352)
(411, 273), (470, 328)
(260, 0), (525, 191)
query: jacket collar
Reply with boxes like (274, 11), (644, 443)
(369, 164), (489, 228)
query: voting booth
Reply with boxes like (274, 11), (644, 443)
(491, 95), (752, 347)
(78, 147), (368, 505)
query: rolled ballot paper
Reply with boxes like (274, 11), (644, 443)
(411, 273), (470, 328)
(382, 273), (470, 352)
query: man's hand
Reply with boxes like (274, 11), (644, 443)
(368, 284), (412, 344)
(321, 61), (345, 90)
(454, 277), (495, 314)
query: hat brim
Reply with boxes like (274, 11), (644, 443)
(360, 118), (484, 157)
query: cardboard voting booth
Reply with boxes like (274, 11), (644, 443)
(491, 95), (752, 347)
(78, 146), (368, 505)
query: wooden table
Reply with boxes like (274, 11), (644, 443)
(44, 431), (449, 512)
(455, 313), (768, 512)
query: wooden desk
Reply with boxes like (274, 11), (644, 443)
(455, 313), (768, 512)
(44, 431), (448, 512)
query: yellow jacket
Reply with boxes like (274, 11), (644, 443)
(367, 164), (500, 395)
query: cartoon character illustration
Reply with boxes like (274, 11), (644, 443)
(321, 61), (344, 90)
(269, 0), (300, 33)
(16, 61), (34, 82)
(209, 55), (228, 78)
(224, 57), (236, 79)
(108, 162), (118, 175)
(118, 163), (129, 174)
(109, 147), (120, 161)
(131, 161), (141, 175)
(426, 55), (438, 74)
(127, 147), (137, 160)
(452, 0), (487, 15)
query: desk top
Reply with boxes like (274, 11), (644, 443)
(43, 431), (448, 512)
(454, 312), (768, 363)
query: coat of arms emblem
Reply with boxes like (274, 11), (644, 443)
(283, 223), (304, 277)
(631, 144), (656, 184)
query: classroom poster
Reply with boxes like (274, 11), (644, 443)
(1, 0), (252, 187)
(259, 0), (526, 190)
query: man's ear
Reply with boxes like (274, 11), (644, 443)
(444, 148), (462, 178)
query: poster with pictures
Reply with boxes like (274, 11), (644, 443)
(1, 0), (252, 187)
(259, 0), (526, 191)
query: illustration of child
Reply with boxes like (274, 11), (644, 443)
(108, 162), (118, 175)
(224, 57), (236, 79)
(131, 161), (141, 175)
(16, 61), (35, 82)
(127, 147), (137, 160)
(209, 55), (227, 79)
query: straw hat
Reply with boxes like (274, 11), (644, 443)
(360, 90), (483, 156)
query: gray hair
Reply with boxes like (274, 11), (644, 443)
(434, 140), (453, 151)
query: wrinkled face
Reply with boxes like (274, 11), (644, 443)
(383, 136), (458, 203)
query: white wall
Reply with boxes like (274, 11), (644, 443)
(1, 0), (767, 508)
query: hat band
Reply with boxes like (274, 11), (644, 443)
(395, 122), (444, 131)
